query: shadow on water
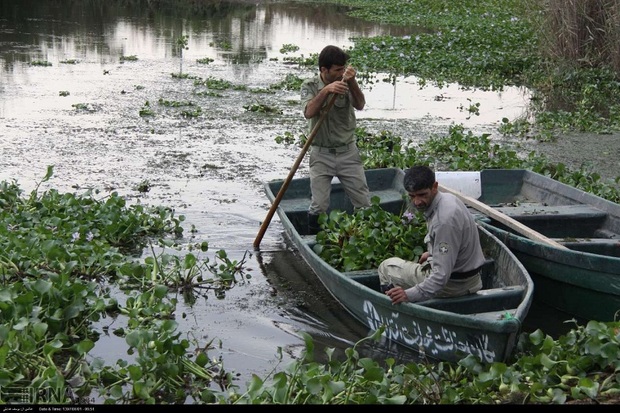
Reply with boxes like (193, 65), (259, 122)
(522, 301), (588, 339)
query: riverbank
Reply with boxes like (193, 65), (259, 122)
(528, 132), (620, 184)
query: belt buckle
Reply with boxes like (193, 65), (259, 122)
(328, 148), (337, 154)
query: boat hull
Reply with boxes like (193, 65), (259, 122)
(478, 222), (620, 322)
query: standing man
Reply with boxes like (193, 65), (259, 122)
(301, 45), (370, 235)
(379, 165), (486, 304)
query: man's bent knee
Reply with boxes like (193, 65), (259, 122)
(378, 257), (402, 285)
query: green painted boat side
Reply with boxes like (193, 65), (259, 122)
(264, 168), (534, 363)
(443, 169), (620, 322)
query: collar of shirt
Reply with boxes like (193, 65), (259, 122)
(424, 190), (443, 220)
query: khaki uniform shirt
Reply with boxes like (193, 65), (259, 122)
(300, 75), (356, 148)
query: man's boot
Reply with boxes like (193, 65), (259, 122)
(307, 213), (320, 235)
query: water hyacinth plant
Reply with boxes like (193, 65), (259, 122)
(0, 166), (250, 403)
(313, 197), (426, 272)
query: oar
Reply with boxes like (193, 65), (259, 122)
(438, 183), (569, 250)
(253, 93), (339, 250)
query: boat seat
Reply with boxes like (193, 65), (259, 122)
(491, 204), (608, 238)
(593, 229), (619, 239)
(494, 204), (607, 221)
(371, 189), (407, 205)
(417, 286), (526, 315)
(280, 190), (404, 211)
(300, 234), (316, 244)
(556, 238), (620, 257)
(346, 270), (381, 290)
(279, 199), (310, 213)
(557, 237), (620, 244)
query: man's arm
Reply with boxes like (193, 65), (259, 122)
(303, 86), (334, 119)
(404, 222), (460, 302)
(344, 67), (365, 110)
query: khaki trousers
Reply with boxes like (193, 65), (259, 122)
(308, 144), (370, 215)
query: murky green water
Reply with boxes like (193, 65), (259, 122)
(0, 0), (581, 393)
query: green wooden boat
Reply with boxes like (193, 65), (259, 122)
(436, 169), (620, 322)
(263, 168), (533, 363)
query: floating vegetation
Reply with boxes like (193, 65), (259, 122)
(209, 40), (232, 51)
(139, 101), (155, 117)
(180, 107), (202, 118)
(195, 76), (233, 90)
(279, 43), (300, 54)
(269, 73), (304, 91)
(30, 60), (52, 66)
(0, 166), (252, 404)
(249, 88), (277, 94)
(202, 163), (225, 170)
(243, 103), (282, 114)
(194, 90), (223, 98)
(282, 54), (316, 66)
(72, 103), (95, 112)
(158, 98), (195, 108)
(134, 180), (151, 193)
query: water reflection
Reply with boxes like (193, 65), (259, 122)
(0, 0), (411, 71)
(0, 0), (529, 123)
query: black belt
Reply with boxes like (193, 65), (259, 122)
(451, 267), (481, 280)
(312, 143), (353, 154)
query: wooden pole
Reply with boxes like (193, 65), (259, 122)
(253, 93), (339, 250)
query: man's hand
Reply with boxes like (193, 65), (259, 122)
(326, 80), (349, 95)
(343, 66), (357, 82)
(385, 285), (409, 305)
(326, 66), (357, 95)
(419, 251), (430, 264)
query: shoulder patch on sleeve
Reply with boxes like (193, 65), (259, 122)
(301, 89), (309, 98)
(438, 242), (449, 254)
